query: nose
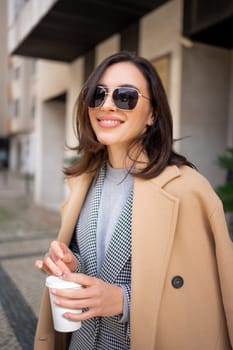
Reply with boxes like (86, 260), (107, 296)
(100, 91), (116, 111)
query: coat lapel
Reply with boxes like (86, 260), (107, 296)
(57, 172), (94, 245)
(131, 166), (181, 350)
(78, 165), (106, 277)
(99, 190), (133, 283)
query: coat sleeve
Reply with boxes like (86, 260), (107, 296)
(34, 177), (75, 350)
(210, 200), (233, 347)
(34, 287), (70, 350)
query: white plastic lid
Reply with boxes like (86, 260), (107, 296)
(46, 275), (81, 289)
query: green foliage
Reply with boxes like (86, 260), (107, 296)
(64, 155), (80, 167)
(218, 148), (233, 171)
(216, 183), (233, 212)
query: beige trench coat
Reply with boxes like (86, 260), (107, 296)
(34, 165), (233, 350)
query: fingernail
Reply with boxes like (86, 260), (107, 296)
(58, 249), (64, 259)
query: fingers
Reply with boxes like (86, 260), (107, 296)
(49, 241), (78, 272)
(49, 273), (123, 319)
(50, 241), (65, 259)
(50, 273), (98, 303)
(35, 240), (74, 276)
(56, 259), (72, 274)
(53, 295), (93, 309)
(63, 308), (98, 322)
(44, 252), (71, 276)
(35, 259), (52, 275)
(62, 272), (96, 287)
(35, 260), (43, 269)
(51, 287), (100, 320)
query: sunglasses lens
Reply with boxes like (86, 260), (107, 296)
(89, 86), (106, 108)
(89, 86), (139, 110)
(113, 87), (138, 110)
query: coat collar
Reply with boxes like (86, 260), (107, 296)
(57, 172), (94, 244)
(152, 164), (181, 187)
(58, 164), (181, 245)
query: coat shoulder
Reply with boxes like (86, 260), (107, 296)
(162, 165), (222, 213)
(65, 171), (94, 190)
(174, 165), (215, 190)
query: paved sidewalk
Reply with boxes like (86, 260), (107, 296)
(0, 171), (60, 349)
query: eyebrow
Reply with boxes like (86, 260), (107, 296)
(97, 83), (139, 90)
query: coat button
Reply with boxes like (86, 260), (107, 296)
(171, 275), (184, 289)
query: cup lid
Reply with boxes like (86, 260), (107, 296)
(46, 275), (81, 289)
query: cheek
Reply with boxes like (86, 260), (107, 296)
(129, 119), (149, 137)
(134, 109), (153, 130)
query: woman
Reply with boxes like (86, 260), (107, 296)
(34, 51), (233, 350)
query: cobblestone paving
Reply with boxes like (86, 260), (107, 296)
(0, 172), (60, 349)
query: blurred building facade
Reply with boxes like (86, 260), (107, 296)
(0, 0), (9, 168)
(6, 0), (233, 210)
(8, 56), (37, 175)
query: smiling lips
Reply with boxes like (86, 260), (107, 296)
(97, 116), (123, 128)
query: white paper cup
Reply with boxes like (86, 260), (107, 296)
(46, 275), (82, 332)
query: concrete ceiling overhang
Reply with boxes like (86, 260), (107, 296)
(12, 0), (168, 62)
(185, 15), (233, 49)
(12, 0), (233, 63)
(183, 0), (233, 49)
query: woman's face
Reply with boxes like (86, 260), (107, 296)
(88, 62), (153, 154)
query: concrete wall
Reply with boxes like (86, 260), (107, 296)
(95, 34), (120, 66)
(9, 132), (35, 173)
(35, 100), (65, 210)
(10, 56), (35, 133)
(180, 43), (231, 186)
(0, 0), (8, 136)
(8, 0), (58, 53)
(65, 57), (84, 151)
(9, 137), (20, 171)
(37, 60), (70, 101)
(8, 56), (37, 174)
(34, 57), (82, 208)
(139, 0), (183, 141)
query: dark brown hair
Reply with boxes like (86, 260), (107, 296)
(64, 51), (194, 178)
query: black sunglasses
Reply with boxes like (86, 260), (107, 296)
(88, 85), (151, 110)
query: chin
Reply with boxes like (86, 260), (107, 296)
(96, 136), (118, 146)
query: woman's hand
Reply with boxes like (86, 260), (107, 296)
(35, 240), (78, 276)
(50, 273), (124, 320)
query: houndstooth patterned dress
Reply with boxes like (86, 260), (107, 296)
(69, 164), (132, 349)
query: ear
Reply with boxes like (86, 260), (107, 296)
(146, 112), (154, 127)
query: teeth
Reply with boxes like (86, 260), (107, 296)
(100, 120), (120, 125)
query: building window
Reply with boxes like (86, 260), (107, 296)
(14, 66), (20, 80)
(13, 99), (20, 117)
(31, 59), (37, 75)
(15, 0), (29, 15)
(151, 55), (170, 96)
(8, 62), (14, 80)
(31, 96), (36, 119)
